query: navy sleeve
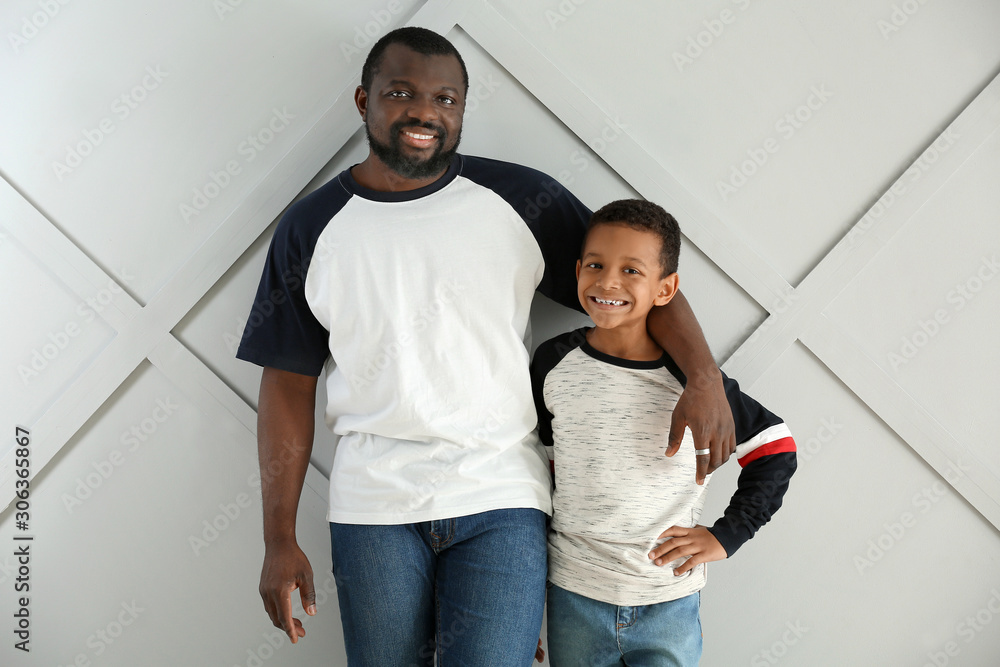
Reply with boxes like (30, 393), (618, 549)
(529, 328), (588, 446)
(459, 156), (591, 313)
(235, 178), (350, 376)
(704, 373), (797, 556)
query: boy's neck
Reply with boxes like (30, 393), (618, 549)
(586, 323), (663, 361)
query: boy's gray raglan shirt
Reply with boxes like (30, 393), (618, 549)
(530, 328), (797, 606)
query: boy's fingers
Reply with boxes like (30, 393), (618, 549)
(673, 556), (700, 575)
(656, 526), (686, 540)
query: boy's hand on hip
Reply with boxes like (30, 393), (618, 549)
(666, 369), (736, 485)
(649, 525), (727, 575)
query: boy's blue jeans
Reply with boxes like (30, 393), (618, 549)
(329, 508), (547, 666)
(546, 584), (702, 667)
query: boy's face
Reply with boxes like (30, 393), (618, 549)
(576, 223), (679, 331)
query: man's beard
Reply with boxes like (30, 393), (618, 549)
(365, 119), (461, 181)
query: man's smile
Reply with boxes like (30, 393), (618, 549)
(400, 128), (438, 148)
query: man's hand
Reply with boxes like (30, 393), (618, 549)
(666, 368), (736, 484)
(260, 540), (317, 644)
(648, 525), (727, 575)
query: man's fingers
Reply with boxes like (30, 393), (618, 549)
(695, 449), (709, 485)
(666, 411), (685, 457)
(299, 575), (317, 616)
(278, 588), (301, 644)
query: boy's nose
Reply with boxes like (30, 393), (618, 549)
(596, 272), (621, 289)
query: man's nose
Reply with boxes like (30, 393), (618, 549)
(405, 95), (439, 123)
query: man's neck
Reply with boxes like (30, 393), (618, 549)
(585, 324), (663, 361)
(350, 154), (449, 192)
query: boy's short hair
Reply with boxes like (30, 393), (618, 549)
(361, 26), (470, 94)
(586, 199), (681, 277)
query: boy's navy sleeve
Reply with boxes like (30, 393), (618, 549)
(235, 196), (334, 377)
(705, 373), (797, 556)
(529, 328), (589, 450)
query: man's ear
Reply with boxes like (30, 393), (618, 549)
(575, 259), (582, 281)
(355, 85), (368, 121)
(653, 273), (679, 307)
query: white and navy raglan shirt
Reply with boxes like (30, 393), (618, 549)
(530, 328), (797, 606)
(236, 154), (591, 525)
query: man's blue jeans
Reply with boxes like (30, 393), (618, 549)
(329, 508), (547, 666)
(546, 584), (702, 667)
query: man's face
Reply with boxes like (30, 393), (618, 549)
(360, 43), (465, 181)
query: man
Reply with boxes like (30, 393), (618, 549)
(237, 26), (735, 665)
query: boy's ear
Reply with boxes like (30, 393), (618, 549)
(654, 273), (679, 307)
(575, 259), (582, 281)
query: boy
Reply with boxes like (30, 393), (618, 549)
(530, 199), (797, 666)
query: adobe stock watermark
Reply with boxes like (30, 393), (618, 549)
(339, 0), (406, 63)
(853, 457), (971, 574)
(233, 575), (339, 667)
(726, 286), (799, 367)
(847, 128), (959, 248)
(213, 0), (245, 21)
(919, 588), (1000, 667)
(887, 251), (999, 372)
(796, 416), (843, 464)
(190, 441), (308, 557)
(529, 115), (630, 217)
(411, 610), (473, 665)
(716, 84), (834, 202)
(545, 0), (588, 31)
(750, 619), (809, 666)
(52, 66), (169, 181)
(55, 600), (145, 667)
(399, 394), (515, 514)
(877, 0), (933, 40)
(180, 107), (295, 223)
(60, 396), (179, 514)
(673, 0), (756, 72)
(17, 268), (134, 386)
(348, 278), (469, 391)
(463, 70), (502, 114)
(7, 0), (73, 55)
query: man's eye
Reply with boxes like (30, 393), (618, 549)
(586, 263), (601, 269)
(438, 96), (456, 105)
(388, 91), (410, 98)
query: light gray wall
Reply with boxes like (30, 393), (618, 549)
(2, 1), (999, 665)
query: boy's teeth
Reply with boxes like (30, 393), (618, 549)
(595, 298), (625, 305)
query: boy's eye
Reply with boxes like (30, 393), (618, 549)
(586, 262), (602, 269)
(624, 268), (640, 275)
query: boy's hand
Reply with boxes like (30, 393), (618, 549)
(535, 638), (545, 662)
(649, 525), (727, 575)
(666, 369), (736, 485)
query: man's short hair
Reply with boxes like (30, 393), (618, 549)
(361, 26), (469, 94)
(586, 199), (681, 277)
